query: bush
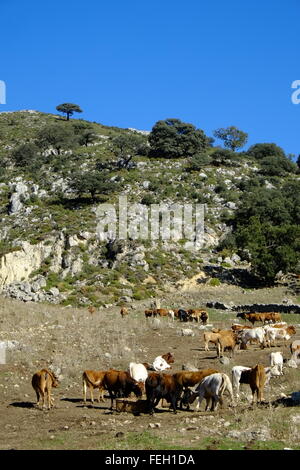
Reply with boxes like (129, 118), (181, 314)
(11, 143), (40, 169)
(209, 278), (221, 286)
(186, 153), (211, 171)
(259, 155), (297, 176)
(211, 148), (238, 166)
(148, 118), (209, 158)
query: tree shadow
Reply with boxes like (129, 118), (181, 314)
(203, 265), (262, 288)
(60, 397), (109, 409)
(60, 397), (82, 403)
(10, 401), (35, 408)
(271, 397), (300, 408)
(49, 195), (108, 210)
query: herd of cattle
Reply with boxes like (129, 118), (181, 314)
(31, 308), (300, 414)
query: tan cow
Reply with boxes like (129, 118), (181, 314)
(203, 330), (222, 351)
(217, 331), (239, 358)
(31, 368), (59, 410)
(82, 370), (106, 404)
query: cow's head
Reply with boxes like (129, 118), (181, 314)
(181, 388), (198, 406)
(132, 382), (143, 398)
(236, 312), (245, 319)
(162, 352), (175, 364)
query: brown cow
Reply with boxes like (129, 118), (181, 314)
(188, 309), (209, 324)
(82, 370), (106, 404)
(236, 312), (282, 325)
(102, 370), (143, 410)
(120, 307), (129, 318)
(173, 369), (219, 409)
(145, 309), (154, 318)
(154, 308), (169, 317)
(145, 372), (181, 414)
(31, 368), (59, 410)
(240, 364), (266, 404)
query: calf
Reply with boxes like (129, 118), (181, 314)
(184, 373), (234, 411)
(32, 368), (59, 410)
(82, 370), (106, 404)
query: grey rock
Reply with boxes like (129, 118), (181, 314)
(219, 357), (230, 365)
(49, 287), (60, 297)
(182, 364), (198, 371)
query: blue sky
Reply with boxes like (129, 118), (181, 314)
(1, 0), (299, 156)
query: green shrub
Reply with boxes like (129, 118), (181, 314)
(209, 277), (221, 286)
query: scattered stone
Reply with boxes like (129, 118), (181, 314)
(182, 364), (198, 371)
(181, 329), (195, 337)
(287, 359), (297, 368)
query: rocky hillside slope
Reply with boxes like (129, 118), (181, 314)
(0, 110), (299, 307)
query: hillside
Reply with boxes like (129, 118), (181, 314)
(0, 110), (299, 307)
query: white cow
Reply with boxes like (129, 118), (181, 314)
(191, 373), (234, 411)
(232, 365), (281, 399)
(129, 362), (148, 383)
(269, 351), (283, 375)
(238, 327), (266, 349)
(168, 310), (175, 321)
(152, 356), (171, 372)
(264, 325), (296, 348)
